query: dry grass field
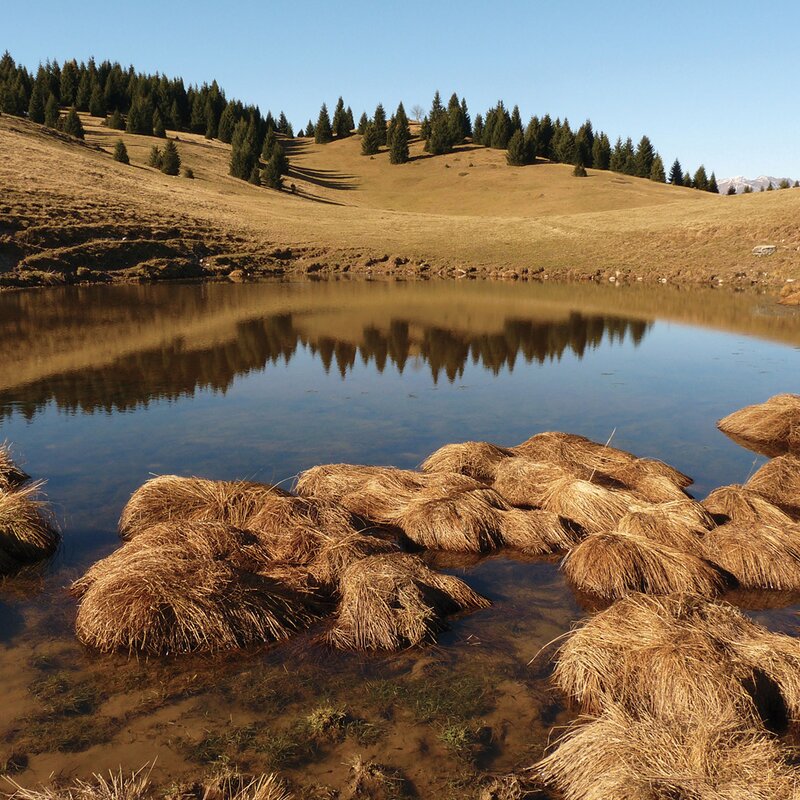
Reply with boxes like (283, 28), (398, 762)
(1, 112), (799, 289)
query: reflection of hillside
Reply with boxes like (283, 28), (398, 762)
(0, 312), (649, 419)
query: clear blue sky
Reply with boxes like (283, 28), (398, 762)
(5, 0), (798, 178)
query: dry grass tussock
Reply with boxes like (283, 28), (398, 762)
(613, 500), (713, 555)
(562, 531), (725, 600)
(512, 431), (693, 489)
(70, 521), (276, 598)
(703, 521), (800, 591)
(718, 394), (800, 456)
(492, 458), (582, 508)
(75, 540), (318, 654)
(0, 442), (30, 490)
(746, 454), (800, 518)
(702, 484), (794, 527)
(327, 553), (490, 650)
(535, 704), (799, 800)
(553, 593), (800, 727)
(0, 482), (60, 572)
(2, 766), (293, 800)
(538, 478), (641, 534)
(421, 440), (515, 483)
(118, 475), (292, 539)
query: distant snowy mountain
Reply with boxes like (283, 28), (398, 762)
(717, 175), (797, 194)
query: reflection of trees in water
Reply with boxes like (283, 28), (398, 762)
(0, 312), (650, 419)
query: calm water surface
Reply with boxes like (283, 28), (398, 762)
(1, 279), (799, 795)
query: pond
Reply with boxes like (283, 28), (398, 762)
(1, 278), (799, 796)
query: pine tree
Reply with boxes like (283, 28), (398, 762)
(315, 103), (333, 143)
(537, 114), (555, 159)
(389, 102), (410, 164)
(446, 93), (465, 146)
(147, 145), (162, 168)
(361, 122), (380, 155)
(472, 113), (483, 143)
(153, 109), (166, 138)
(669, 159), (683, 186)
(373, 103), (387, 146)
(428, 114), (452, 155)
(332, 96), (349, 138)
(62, 106), (85, 138)
(649, 154), (666, 182)
(88, 83), (104, 117)
(553, 119), (577, 164)
(248, 164), (261, 184)
(217, 103), (236, 143)
(160, 140), (180, 175)
(113, 139), (129, 164)
(261, 129), (277, 160)
(708, 172), (719, 193)
(357, 111), (369, 135)
(693, 165), (709, 191)
(44, 94), (59, 128)
(742, 185), (753, 194)
(305, 120), (315, 138)
(727, 185), (737, 195)
(271, 141), (289, 176)
(510, 104), (523, 134)
(575, 120), (595, 167)
(60, 60), (79, 106)
(277, 111), (290, 135)
(460, 97), (471, 138)
(230, 117), (258, 178)
(506, 129), (530, 166)
(28, 83), (45, 123)
(345, 106), (354, 132)
(634, 135), (655, 178)
(107, 109), (124, 130)
(592, 132), (611, 170)
(261, 151), (283, 189)
(573, 162), (588, 177)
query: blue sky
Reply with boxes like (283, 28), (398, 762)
(5, 0), (798, 178)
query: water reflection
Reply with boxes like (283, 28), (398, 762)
(0, 296), (648, 419)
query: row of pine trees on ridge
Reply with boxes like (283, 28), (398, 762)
(1, 52), (720, 192)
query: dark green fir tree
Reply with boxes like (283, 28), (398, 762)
(361, 122), (380, 155)
(388, 102), (410, 164)
(669, 159), (683, 186)
(62, 106), (85, 138)
(113, 139), (129, 164)
(160, 139), (181, 175)
(44, 93), (59, 128)
(373, 103), (387, 146)
(315, 103), (333, 143)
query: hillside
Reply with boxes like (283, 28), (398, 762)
(1, 112), (799, 290)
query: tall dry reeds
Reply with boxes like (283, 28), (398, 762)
(613, 500), (713, 555)
(703, 484), (794, 527)
(718, 393), (800, 456)
(327, 553), (490, 650)
(0, 480), (60, 574)
(0, 442), (30, 490)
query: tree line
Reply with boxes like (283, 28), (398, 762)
(1, 52), (722, 193)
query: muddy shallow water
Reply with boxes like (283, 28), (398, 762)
(1, 279), (800, 797)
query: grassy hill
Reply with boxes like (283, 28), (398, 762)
(1, 112), (799, 289)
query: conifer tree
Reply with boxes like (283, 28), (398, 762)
(217, 104), (235, 143)
(315, 102), (333, 143)
(460, 97), (471, 138)
(230, 117), (258, 178)
(160, 139), (181, 175)
(693, 165), (709, 191)
(59, 60), (79, 106)
(537, 114), (554, 159)
(488, 102), (512, 149)
(75, 70), (91, 111)
(669, 159), (683, 186)
(373, 103), (387, 146)
(147, 145), (162, 168)
(305, 120), (315, 137)
(62, 106), (85, 138)
(361, 122), (380, 155)
(270, 141), (289, 176)
(44, 93), (59, 128)
(261, 129), (277, 160)
(107, 109), (124, 130)
(345, 106), (354, 132)
(388, 102), (410, 164)
(621, 137), (636, 175)
(575, 120), (594, 167)
(573, 162), (588, 177)
(357, 111), (369, 135)
(113, 139), (129, 164)
(277, 111), (290, 135)
(634, 135), (655, 178)
(89, 84), (105, 117)
(727, 185), (737, 195)
(248, 164), (261, 184)
(428, 114), (452, 155)
(261, 152), (283, 189)
(649, 154), (666, 182)
(742, 184), (753, 194)
(332, 97), (349, 138)
(510, 104), (522, 134)
(708, 172), (718, 193)
(28, 83), (45, 123)
(472, 113), (483, 143)
(609, 137), (624, 172)
(446, 92), (465, 146)
(553, 119), (577, 164)
(153, 109), (166, 138)
(506, 129), (530, 166)
(592, 132), (611, 170)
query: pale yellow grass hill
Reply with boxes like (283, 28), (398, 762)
(1, 112), (799, 288)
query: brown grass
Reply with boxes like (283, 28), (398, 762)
(613, 500), (713, 555)
(702, 483), (794, 526)
(0, 442), (30, 490)
(492, 458), (581, 508)
(118, 475), (291, 539)
(0, 482), (60, 571)
(75, 540), (318, 654)
(746, 454), (800, 518)
(327, 553), (490, 650)
(718, 393), (800, 456)
(500, 508), (583, 554)
(703, 521), (800, 591)
(561, 531), (725, 600)
(535, 704), (799, 800)
(538, 477), (640, 534)
(306, 529), (398, 593)
(420, 441), (515, 483)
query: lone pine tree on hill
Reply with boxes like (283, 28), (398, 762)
(113, 139), (129, 164)
(160, 140), (181, 175)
